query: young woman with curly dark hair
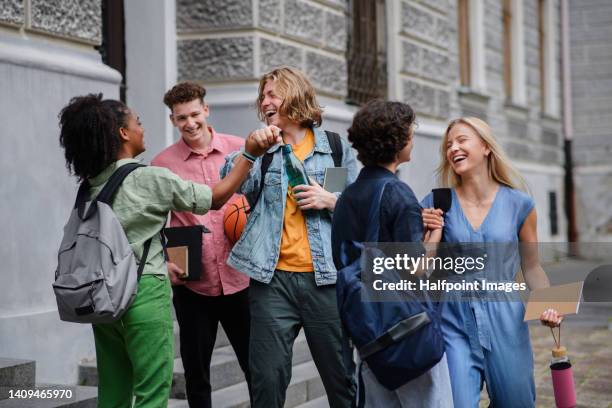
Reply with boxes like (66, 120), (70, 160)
(57, 94), (279, 407)
(331, 100), (452, 407)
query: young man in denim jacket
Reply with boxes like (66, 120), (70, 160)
(221, 67), (357, 407)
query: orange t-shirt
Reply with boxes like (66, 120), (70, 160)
(276, 130), (315, 272)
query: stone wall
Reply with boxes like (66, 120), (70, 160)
(397, 0), (452, 120)
(570, 0), (612, 247)
(0, 0), (119, 384)
(392, 0), (565, 241)
(176, 0), (348, 99)
(394, 0), (563, 156)
(171, 0), (568, 241)
(0, 0), (101, 44)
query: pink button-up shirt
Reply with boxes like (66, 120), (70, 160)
(151, 129), (249, 296)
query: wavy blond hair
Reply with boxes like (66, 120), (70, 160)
(437, 117), (528, 191)
(256, 66), (323, 128)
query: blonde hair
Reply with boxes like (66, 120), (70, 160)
(256, 66), (323, 128)
(437, 117), (528, 191)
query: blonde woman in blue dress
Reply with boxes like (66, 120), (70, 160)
(421, 117), (562, 407)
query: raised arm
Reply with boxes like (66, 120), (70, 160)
(212, 126), (281, 210)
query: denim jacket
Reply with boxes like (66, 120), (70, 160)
(220, 127), (358, 286)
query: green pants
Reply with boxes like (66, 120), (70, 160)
(93, 275), (173, 408)
(249, 271), (355, 408)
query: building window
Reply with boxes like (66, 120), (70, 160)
(549, 191), (559, 236)
(347, 0), (387, 105)
(538, 0), (546, 110)
(458, 0), (471, 86)
(458, 0), (486, 92)
(503, 0), (526, 105)
(539, 0), (559, 116)
(503, 0), (513, 99)
(97, 0), (126, 102)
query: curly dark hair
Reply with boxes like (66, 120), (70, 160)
(58, 93), (129, 180)
(163, 82), (206, 111)
(347, 100), (416, 167)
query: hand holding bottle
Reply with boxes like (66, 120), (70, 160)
(293, 177), (337, 211)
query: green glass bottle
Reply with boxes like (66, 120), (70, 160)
(282, 144), (309, 187)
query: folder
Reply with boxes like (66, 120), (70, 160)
(523, 281), (583, 321)
(163, 225), (209, 281)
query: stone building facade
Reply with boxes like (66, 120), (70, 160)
(0, 0), (592, 387)
(570, 0), (612, 250)
(169, 0), (565, 242)
(0, 0), (118, 384)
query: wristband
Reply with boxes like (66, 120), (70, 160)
(242, 151), (257, 163)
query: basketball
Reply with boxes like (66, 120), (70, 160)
(223, 195), (250, 244)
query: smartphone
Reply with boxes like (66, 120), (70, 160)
(323, 167), (349, 192)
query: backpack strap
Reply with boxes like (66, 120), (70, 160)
(364, 179), (392, 243)
(357, 361), (365, 408)
(137, 237), (153, 281)
(248, 131), (343, 213)
(78, 163), (153, 278)
(246, 152), (273, 214)
(324, 130), (343, 167)
(96, 162), (146, 205)
(98, 163), (151, 279)
(78, 163), (145, 220)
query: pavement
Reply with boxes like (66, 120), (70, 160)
(476, 253), (612, 407)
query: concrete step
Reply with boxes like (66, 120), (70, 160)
(211, 360), (325, 408)
(0, 384), (96, 407)
(79, 324), (236, 390)
(295, 395), (330, 408)
(172, 321), (230, 358)
(0, 384), (190, 408)
(168, 399), (189, 408)
(0, 358), (35, 400)
(171, 332), (312, 398)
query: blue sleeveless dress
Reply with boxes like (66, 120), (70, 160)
(422, 186), (536, 407)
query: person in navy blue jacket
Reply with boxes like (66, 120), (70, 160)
(331, 100), (452, 407)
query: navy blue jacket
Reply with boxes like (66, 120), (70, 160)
(331, 166), (425, 270)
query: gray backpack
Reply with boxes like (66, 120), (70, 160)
(53, 163), (152, 324)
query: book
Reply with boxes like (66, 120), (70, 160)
(163, 225), (209, 281)
(523, 281), (583, 321)
(166, 246), (188, 278)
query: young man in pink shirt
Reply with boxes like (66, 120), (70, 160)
(151, 82), (251, 408)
